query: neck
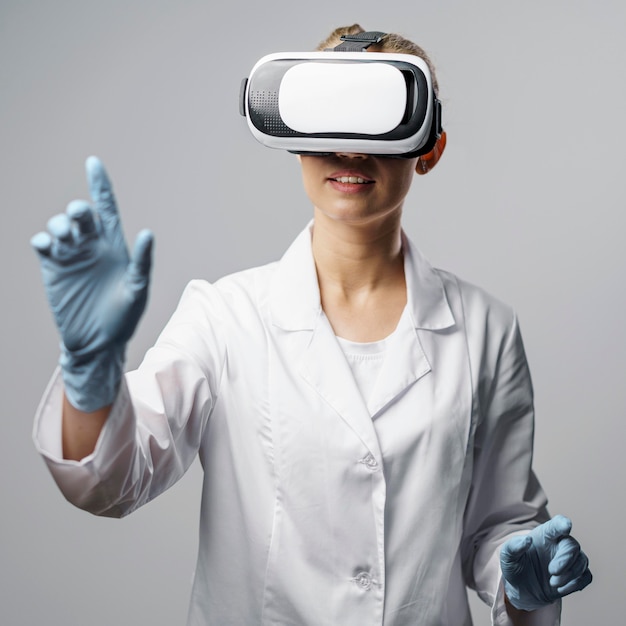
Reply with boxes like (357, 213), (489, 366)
(311, 207), (405, 298)
(311, 208), (407, 341)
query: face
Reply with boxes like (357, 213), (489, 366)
(298, 152), (419, 227)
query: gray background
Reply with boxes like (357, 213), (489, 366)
(1, 0), (624, 623)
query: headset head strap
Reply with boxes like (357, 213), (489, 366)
(328, 31), (387, 52)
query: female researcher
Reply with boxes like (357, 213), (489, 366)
(31, 25), (591, 626)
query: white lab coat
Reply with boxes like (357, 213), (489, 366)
(34, 224), (561, 625)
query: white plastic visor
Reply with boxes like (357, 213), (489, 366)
(278, 62), (407, 134)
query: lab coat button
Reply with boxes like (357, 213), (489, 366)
(360, 453), (379, 471)
(353, 571), (373, 590)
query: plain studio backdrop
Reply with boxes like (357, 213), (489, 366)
(1, 0), (623, 623)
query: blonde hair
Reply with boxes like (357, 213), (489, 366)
(316, 24), (439, 95)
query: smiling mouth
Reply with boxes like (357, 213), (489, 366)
(329, 176), (374, 184)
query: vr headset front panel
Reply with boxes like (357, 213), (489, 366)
(242, 52), (437, 156)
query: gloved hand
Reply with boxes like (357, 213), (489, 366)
(500, 515), (592, 611)
(31, 156), (153, 412)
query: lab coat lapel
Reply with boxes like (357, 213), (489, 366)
(367, 232), (456, 418)
(300, 313), (382, 454)
(366, 309), (430, 419)
(270, 224), (381, 453)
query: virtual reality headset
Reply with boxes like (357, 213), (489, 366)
(240, 31), (443, 158)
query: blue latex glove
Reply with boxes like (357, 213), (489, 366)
(31, 156), (153, 412)
(500, 515), (592, 611)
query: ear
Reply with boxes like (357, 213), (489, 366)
(415, 131), (447, 176)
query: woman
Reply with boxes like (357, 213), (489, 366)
(31, 25), (590, 626)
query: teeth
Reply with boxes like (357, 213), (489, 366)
(335, 176), (369, 183)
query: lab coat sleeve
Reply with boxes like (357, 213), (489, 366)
(459, 305), (561, 625)
(33, 279), (227, 518)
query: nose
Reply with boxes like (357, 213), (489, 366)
(334, 152), (369, 159)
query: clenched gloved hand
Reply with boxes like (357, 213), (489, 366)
(500, 514), (592, 611)
(31, 157), (153, 412)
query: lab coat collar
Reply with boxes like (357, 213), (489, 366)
(401, 230), (456, 331)
(269, 222), (455, 332)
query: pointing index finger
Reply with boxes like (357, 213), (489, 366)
(86, 155), (118, 224)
